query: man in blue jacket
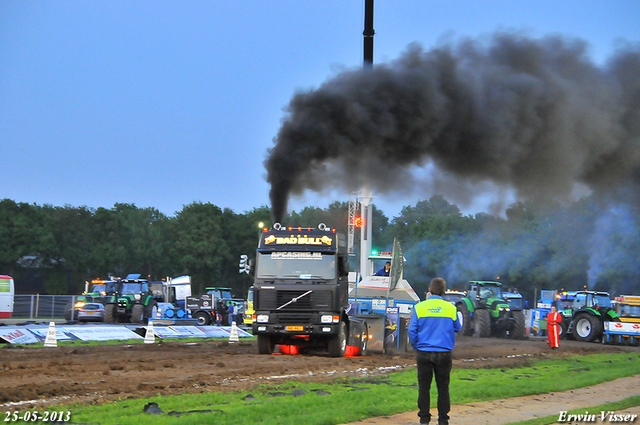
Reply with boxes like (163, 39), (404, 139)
(409, 278), (461, 425)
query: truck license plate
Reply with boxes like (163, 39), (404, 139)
(285, 326), (303, 331)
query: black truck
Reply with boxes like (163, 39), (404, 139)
(251, 223), (368, 357)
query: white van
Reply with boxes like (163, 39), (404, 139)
(0, 275), (15, 318)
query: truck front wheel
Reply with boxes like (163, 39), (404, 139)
(328, 321), (347, 357)
(257, 335), (275, 355)
(194, 311), (211, 326)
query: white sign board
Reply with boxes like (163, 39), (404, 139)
(169, 326), (207, 338)
(150, 326), (182, 338)
(0, 327), (40, 344)
(65, 326), (143, 341)
(195, 326), (252, 338)
(605, 321), (640, 335)
(28, 326), (73, 341)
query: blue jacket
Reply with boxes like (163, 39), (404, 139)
(374, 268), (389, 276)
(409, 295), (461, 352)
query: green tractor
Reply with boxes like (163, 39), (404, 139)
(456, 281), (526, 339)
(64, 279), (118, 321)
(103, 274), (159, 324)
(561, 291), (620, 342)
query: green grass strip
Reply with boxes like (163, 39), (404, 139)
(504, 395), (640, 425)
(7, 352), (640, 425)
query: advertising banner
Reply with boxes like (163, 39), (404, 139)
(384, 307), (400, 349)
(606, 321), (640, 335)
(28, 326), (73, 341)
(169, 326), (207, 337)
(0, 327), (40, 344)
(65, 326), (142, 341)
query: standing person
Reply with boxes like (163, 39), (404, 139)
(409, 278), (461, 425)
(229, 302), (237, 325)
(546, 305), (562, 349)
(217, 301), (228, 326)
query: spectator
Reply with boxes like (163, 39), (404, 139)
(546, 305), (562, 350)
(409, 277), (461, 425)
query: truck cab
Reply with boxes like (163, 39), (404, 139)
(252, 223), (368, 357)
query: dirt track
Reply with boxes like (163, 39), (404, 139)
(0, 335), (638, 418)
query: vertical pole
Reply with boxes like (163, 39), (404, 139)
(363, 0), (374, 68)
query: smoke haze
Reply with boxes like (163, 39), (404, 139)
(265, 33), (640, 222)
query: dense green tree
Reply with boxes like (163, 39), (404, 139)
(170, 202), (230, 295)
(0, 199), (43, 276)
(1, 192), (639, 299)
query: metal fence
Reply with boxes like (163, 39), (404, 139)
(12, 295), (78, 319)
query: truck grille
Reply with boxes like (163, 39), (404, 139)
(257, 290), (333, 311)
(276, 314), (313, 324)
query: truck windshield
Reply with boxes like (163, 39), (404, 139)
(618, 303), (640, 318)
(257, 252), (336, 279)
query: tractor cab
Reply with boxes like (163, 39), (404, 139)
(469, 281), (504, 307)
(569, 291), (614, 315)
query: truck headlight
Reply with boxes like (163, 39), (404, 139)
(321, 315), (340, 323)
(256, 314), (269, 323)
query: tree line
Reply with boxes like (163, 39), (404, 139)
(1, 195), (639, 303)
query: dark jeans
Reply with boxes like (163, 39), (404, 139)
(417, 350), (452, 424)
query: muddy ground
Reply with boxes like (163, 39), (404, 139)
(0, 335), (637, 412)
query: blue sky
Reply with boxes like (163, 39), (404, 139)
(1, 1), (638, 219)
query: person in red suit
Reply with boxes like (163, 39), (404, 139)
(546, 305), (562, 349)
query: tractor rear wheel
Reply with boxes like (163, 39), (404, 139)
(144, 300), (158, 323)
(559, 320), (568, 339)
(474, 309), (491, 337)
(510, 311), (526, 339)
(573, 314), (602, 342)
(457, 303), (473, 336)
(104, 304), (116, 323)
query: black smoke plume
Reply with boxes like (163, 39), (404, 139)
(265, 33), (640, 222)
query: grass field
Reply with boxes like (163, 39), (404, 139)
(6, 352), (640, 425)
